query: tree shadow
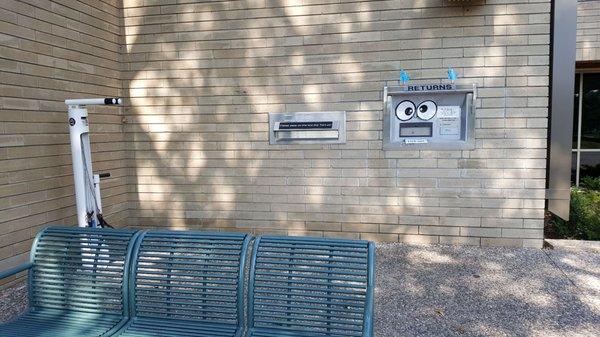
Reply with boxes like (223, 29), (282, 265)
(121, 1), (388, 236)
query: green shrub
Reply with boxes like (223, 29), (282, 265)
(553, 185), (600, 240)
(580, 176), (600, 190)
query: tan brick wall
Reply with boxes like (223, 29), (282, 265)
(0, 0), (127, 274)
(122, 0), (551, 248)
(578, 0), (600, 61)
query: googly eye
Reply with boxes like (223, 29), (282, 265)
(416, 100), (437, 120)
(395, 100), (416, 121)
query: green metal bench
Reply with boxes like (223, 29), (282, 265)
(1, 229), (374, 337)
(247, 236), (375, 337)
(111, 230), (251, 337)
(0, 226), (140, 337)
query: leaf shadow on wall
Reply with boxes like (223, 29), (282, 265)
(122, 2), (388, 236)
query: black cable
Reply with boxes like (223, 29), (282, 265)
(97, 214), (113, 228)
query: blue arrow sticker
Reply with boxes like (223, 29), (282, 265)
(400, 69), (410, 85)
(447, 68), (458, 82)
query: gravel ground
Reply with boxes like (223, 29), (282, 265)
(545, 249), (600, 313)
(0, 282), (27, 324)
(1, 244), (599, 336)
(376, 243), (600, 337)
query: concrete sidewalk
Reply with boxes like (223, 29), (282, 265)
(2, 244), (599, 336)
(376, 243), (600, 337)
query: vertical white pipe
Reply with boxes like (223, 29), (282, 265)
(68, 106), (91, 227)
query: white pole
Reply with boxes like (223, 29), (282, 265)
(66, 98), (121, 227)
(68, 106), (91, 227)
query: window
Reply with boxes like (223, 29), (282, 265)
(572, 72), (600, 185)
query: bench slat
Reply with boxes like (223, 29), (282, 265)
(248, 235), (375, 337)
(111, 230), (250, 337)
(0, 226), (140, 337)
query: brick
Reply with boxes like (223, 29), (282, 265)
(482, 238), (524, 248)
(419, 226), (460, 236)
(502, 228), (543, 239)
(398, 234), (440, 245)
(0, 135), (24, 148)
(360, 233), (398, 242)
(439, 217), (481, 227)
(461, 227), (502, 238)
(379, 225), (419, 234)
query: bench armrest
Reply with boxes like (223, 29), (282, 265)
(0, 262), (33, 279)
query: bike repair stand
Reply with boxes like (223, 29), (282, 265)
(65, 98), (121, 228)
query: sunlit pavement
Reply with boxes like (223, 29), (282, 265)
(375, 243), (600, 337)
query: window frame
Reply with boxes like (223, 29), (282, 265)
(572, 70), (600, 186)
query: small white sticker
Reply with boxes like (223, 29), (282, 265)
(440, 119), (460, 135)
(404, 138), (428, 144)
(438, 106), (461, 119)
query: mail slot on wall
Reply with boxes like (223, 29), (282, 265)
(269, 111), (346, 144)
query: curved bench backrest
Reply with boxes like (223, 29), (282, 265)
(29, 226), (139, 316)
(248, 236), (375, 337)
(129, 230), (251, 326)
